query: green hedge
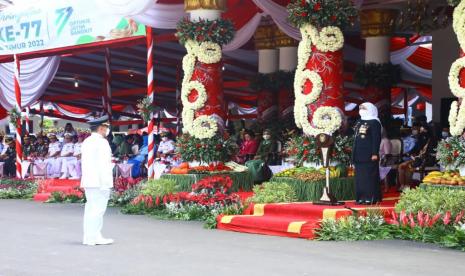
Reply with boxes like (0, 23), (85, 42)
(161, 171), (254, 192)
(270, 177), (355, 202)
(420, 184), (465, 191)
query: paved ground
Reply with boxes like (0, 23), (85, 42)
(0, 200), (464, 276)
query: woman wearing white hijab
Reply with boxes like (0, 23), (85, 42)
(352, 102), (382, 204)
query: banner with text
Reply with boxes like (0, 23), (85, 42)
(0, 0), (146, 55)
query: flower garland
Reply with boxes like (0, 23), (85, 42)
(287, 0), (357, 29)
(196, 42), (222, 64)
(181, 81), (207, 110)
(181, 39), (221, 139)
(449, 1), (465, 137)
(176, 18), (235, 46)
(292, 24), (344, 136)
(191, 115), (218, 140)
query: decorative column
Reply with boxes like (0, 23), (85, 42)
(178, 0), (234, 139)
(359, 9), (399, 117)
(104, 48), (112, 125)
(288, 0), (357, 136)
(448, 1), (465, 136)
(146, 26), (155, 178)
(254, 23), (279, 122)
(13, 54), (22, 179)
(274, 27), (298, 120)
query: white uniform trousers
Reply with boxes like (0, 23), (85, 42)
(60, 157), (80, 178)
(83, 188), (110, 244)
(45, 157), (62, 178)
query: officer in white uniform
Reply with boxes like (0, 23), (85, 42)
(65, 134), (84, 179)
(81, 116), (114, 246)
(59, 133), (75, 179)
(157, 132), (175, 159)
(45, 133), (62, 178)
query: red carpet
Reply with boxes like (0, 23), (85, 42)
(33, 179), (81, 202)
(217, 192), (399, 239)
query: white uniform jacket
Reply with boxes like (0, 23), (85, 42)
(80, 133), (113, 189)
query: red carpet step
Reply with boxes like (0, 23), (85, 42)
(33, 179), (81, 202)
(217, 195), (399, 240)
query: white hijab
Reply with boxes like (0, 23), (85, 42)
(359, 102), (381, 123)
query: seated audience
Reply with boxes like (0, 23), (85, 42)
(157, 132), (175, 159)
(0, 137), (16, 177)
(254, 129), (278, 164)
(235, 130), (258, 163)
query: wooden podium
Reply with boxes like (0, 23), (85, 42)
(313, 133), (344, 206)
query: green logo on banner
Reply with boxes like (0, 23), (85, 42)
(55, 7), (73, 36)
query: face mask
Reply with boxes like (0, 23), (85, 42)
(412, 130), (419, 136)
(442, 132), (449, 138)
(105, 128), (110, 137)
(162, 137), (168, 142)
(359, 109), (368, 118)
(263, 135), (271, 140)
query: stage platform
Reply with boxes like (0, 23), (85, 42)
(33, 179), (81, 202)
(217, 193), (399, 239)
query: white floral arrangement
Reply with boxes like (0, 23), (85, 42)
(197, 42), (222, 64)
(181, 39), (221, 139)
(293, 24), (344, 136)
(449, 1), (465, 136)
(181, 81), (207, 110)
(191, 115), (219, 139)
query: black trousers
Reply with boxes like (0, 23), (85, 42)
(354, 161), (382, 203)
(4, 158), (16, 177)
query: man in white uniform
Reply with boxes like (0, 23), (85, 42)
(65, 134), (84, 180)
(81, 117), (114, 246)
(45, 133), (62, 178)
(157, 132), (175, 159)
(59, 133), (75, 179)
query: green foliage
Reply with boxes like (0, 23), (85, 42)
(176, 134), (238, 164)
(8, 106), (21, 128)
(448, 0), (461, 6)
(354, 63), (401, 89)
(136, 96), (155, 123)
(250, 182), (297, 204)
(395, 187), (465, 217)
(141, 179), (180, 198)
(316, 214), (390, 241)
(46, 191), (85, 203)
(436, 136), (465, 168)
(203, 203), (245, 229)
(285, 135), (353, 166)
(316, 213), (465, 251)
(287, 0), (358, 29)
(249, 71), (294, 93)
(109, 185), (142, 207)
(0, 179), (37, 199)
(176, 18), (235, 46)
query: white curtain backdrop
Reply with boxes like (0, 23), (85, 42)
(96, 0), (155, 16)
(224, 13), (263, 52)
(391, 36), (432, 79)
(53, 104), (93, 119)
(252, 0), (301, 40)
(0, 56), (60, 110)
(132, 3), (186, 29)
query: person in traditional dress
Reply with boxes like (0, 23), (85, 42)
(81, 116), (114, 246)
(59, 133), (76, 179)
(352, 102), (382, 205)
(235, 130), (259, 163)
(45, 133), (62, 178)
(0, 137), (16, 177)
